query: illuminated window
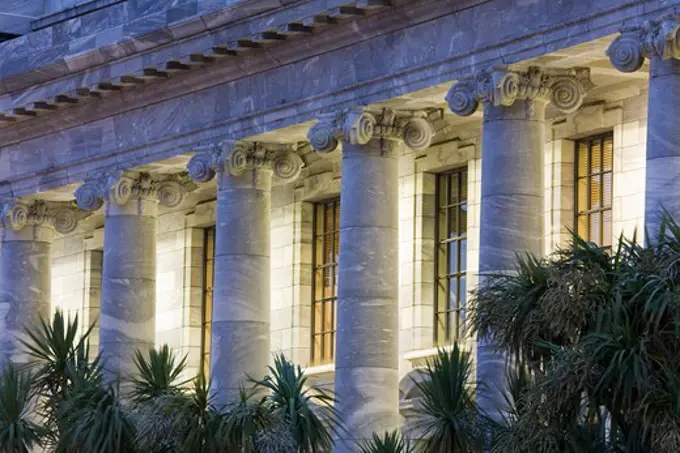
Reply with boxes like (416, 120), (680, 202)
(311, 198), (340, 365)
(435, 168), (468, 345)
(201, 227), (215, 379)
(576, 133), (614, 249)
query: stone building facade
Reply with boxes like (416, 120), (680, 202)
(0, 0), (674, 449)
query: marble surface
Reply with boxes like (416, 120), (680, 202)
(0, 0), (673, 200)
(334, 139), (400, 451)
(210, 168), (273, 407)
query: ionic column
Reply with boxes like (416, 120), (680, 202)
(187, 141), (302, 407)
(607, 16), (680, 233)
(75, 171), (191, 378)
(0, 200), (83, 365)
(308, 108), (435, 452)
(447, 67), (588, 418)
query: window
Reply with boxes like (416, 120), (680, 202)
(435, 169), (468, 345)
(311, 198), (340, 365)
(201, 227), (215, 379)
(575, 133), (614, 249)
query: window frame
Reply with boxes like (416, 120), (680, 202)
(433, 167), (469, 346)
(574, 132), (614, 249)
(201, 226), (215, 379)
(310, 197), (341, 365)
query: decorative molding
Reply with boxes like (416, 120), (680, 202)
(607, 15), (680, 73)
(307, 108), (437, 153)
(0, 200), (85, 234)
(74, 171), (195, 211)
(446, 66), (590, 117)
(0, 1), (394, 125)
(187, 141), (304, 183)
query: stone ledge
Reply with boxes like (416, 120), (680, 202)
(32, 0), (126, 31)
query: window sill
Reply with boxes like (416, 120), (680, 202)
(303, 363), (335, 376)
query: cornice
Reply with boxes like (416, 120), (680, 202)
(0, 0), (394, 125)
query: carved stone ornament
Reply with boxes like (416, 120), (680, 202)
(74, 171), (195, 211)
(187, 141), (304, 183)
(446, 67), (589, 116)
(607, 15), (680, 73)
(307, 108), (436, 153)
(0, 200), (85, 234)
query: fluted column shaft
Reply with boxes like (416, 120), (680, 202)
(100, 199), (158, 378)
(0, 225), (53, 365)
(211, 168), (272, 406)
(335, 138), (400, 452)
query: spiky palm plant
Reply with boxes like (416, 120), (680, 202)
(359, 431), (412, 453)
(0, 364), (48, 453)
(412, 346), (484, 453)
(20, 310), (97, 445)
(57, 377), (137, 453)
(252, 353), (340, 453)
(129, 344), (188, 404)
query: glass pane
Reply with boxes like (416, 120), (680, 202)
(438, 174), (449, 208)
(205, 290), (213, 324)
(448, 277), (457, 311)
(436, 279), (447, 313)
(459, 203), (468, 235)
(603, 136), (614, 171)
(333, 266), (339, 298)
(313, 302), (323, 335)
(315, 204), (324, 235)
(448, 242), (458, 275)
(436, 312), (447, 345)
(449, 206), (459, 238)
(591, 139), (602, 173)
(603, 210), (613, 247)
(459, 239), (468, 273)
(461, 170), (468, 200)
(590, 211), (601, 243)
(577, 178), (588, 214)
(459, 276), (467, 310)
(437, 242), (448, 278)
(577, 215), (588, 239)
(333, 231), (340, 265)
(603, 172), (613, 208)
(437, 207), (448, 241)
(334, 201), (341, 233)
(314, 270), (324, 301)
(449, 172), (459, 204)
(313, 335), (322, 363)
(324, 300), (334, 333)
(323, 333), (333, 361)
(323, 267), (333, 299)
(577, 142), (589, 177)
(590, 175), (601, 209)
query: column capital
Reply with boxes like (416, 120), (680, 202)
(74, 170), (195, 212)
(607, 15), (680, 72)
(0, 199), (85, 235)
(307, 108), (436, 153)
(187, 141), (304, 184)
(446, 66), (590, 117)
